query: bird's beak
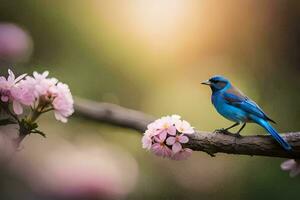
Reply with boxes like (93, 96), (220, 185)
(201, 80), (211, 85)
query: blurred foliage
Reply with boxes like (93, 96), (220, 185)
(0, 0), (300, 199)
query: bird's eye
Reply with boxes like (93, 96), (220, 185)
(210, 80), (218, 83)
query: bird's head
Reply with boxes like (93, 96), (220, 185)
(201, 75), (230, 92)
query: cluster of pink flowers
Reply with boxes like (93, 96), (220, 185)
(0, 69), (74, 123)
(142, 115), (194, 160)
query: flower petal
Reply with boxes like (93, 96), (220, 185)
(54, 112), (68, 123)
(158, 131), (167, 142)
(167, 125), (176, 135)
(142, 135), (152, 150)
(42, 71), (49, 77)
(151, 143), (162, 156)
(281, 159), (296, 171)
(13, 100), (23, 115)
(183, 128), (194, 134)
(7, 69), (15, 83)
(166, 136), (176, 145)
(14, 73), (27, 83)
(178, 135), (189, 143)
(162, 146), (172, 157)
(171, 114), (181, 120)
(172, 142), (182, 153)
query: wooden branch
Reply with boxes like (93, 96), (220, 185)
(74, 97), (154, 132)
(74, 97), (300, 159)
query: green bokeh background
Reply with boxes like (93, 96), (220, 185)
(0, 0), (300, 199)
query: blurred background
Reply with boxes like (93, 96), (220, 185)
(0, 0), (300, 199)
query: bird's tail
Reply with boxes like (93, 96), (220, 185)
(253, 117), (292, 151)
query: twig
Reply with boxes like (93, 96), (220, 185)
(74, 97), (153, 132)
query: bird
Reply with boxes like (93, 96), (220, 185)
(201, 75), (292, 151)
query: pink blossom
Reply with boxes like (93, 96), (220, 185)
(12, 101), (23, 115)
(20, 71), (74, 122)
(0, 68), (74, 124)
(151, 143), (172, 158)
(156, 116), (176, 136)
(19, 71), (58, 99)
(0, 69), (26, 102)
(281, 159), (300, 177)
(146, 121), (160, 136)
(142, 130), (153, 150)
(175, 120), (194, 134)
(142, 115), (194, 160)
(0, 69), (34, 114)
(10, 85), (35, 114)
(171, 148), (193, 160)
(170, 114), (181, 123)
(154, 131), (168, 143)
(50, 82), (74, 123)
(147, 121), (174, 157)
(166, 134), (189, 153)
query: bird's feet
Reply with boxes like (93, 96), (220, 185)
(235, 132), (242, 138)
(214, 128), (232, 135)
(214, 129), (242, 137)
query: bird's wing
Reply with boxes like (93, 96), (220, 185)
(223, 86), (275, 123)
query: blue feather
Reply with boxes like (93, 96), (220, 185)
(203, 75), (292, 151)
(223, 87), (275, 123)
(251, 116), (292, 151)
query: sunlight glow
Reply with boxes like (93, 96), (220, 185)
(128, 0), (189, 50)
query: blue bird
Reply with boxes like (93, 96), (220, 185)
(201, 75), (292, 151)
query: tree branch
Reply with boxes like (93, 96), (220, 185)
(74, 97), (154, 132)
(74, 97), (300, 159)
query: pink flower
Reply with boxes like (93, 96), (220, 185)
(170, 114), (181, 122)
(50, 82), (74, 123)
(0, 69), (34, 114)
(166, 134), (189, 153)
(142, 115), (194, 160)
(175, 120), (194, 134)
(11, 88), (30, 115)
(156, 116), (176, 136)
(10, 86), (35, 114)
(19, 71), (58, 99)
(142, 130), (153, 150)
(0, 69), (26, 100)
(146, 121), (160, 136)
(281, 159), (300, 177)
(171, 148), (193, 160)
(20, 71), (74, 122)
(154, 131), (168, 143)
(151, 143), (172, 158)
(149, 125), (173, 157)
